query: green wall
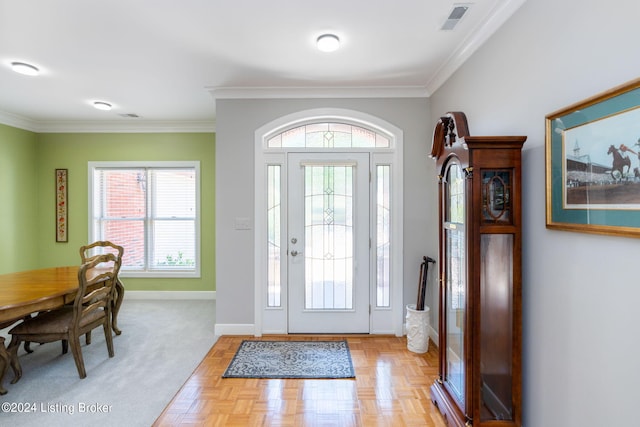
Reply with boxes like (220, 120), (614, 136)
(1, 126), (216, 291)
(0, 124), (39, 273)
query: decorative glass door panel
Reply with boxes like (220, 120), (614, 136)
(288, 153), (369, 333)
(443, 160), (467, 409)
(304, 163), (353, 310)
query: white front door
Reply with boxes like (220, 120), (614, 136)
(287, 152), (370, 333)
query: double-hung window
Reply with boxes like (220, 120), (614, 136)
(88, 161), (200, 278)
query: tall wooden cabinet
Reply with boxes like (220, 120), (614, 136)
(429, 112), (526, 427)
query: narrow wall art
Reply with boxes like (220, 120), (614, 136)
(56, 168), (68, 242)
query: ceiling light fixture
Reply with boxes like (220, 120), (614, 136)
(11, 61), (40, 76)
(93, 101), (112, 111)
(317, 34), (340, 52)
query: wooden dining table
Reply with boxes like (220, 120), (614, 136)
(0, 265), (124, 394)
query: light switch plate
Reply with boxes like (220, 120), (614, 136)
(234, 217), (251, 230)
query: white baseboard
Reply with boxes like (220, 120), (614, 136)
(219, 325), (405, 337)
(429, 325), (438, 345)
(124, 290), (216, 300)
(215, 323), (255, 336)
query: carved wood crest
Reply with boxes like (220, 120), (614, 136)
(429, 111), (470, 160)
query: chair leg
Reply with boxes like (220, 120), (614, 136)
(22, 316), (34, 354)
(111, 280), (125, 335)
(85, 331), (92, 345)
(68, 335), (86, 379)
(61, 340), (68, 354)
(104, 322), (115, 358)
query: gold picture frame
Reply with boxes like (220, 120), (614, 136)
(545, 78), (640, 238)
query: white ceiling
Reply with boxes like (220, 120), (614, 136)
(0, 0), (525, 132)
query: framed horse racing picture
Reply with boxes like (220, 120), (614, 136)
(546, 77), (640, 238)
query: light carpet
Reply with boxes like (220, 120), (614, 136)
(0, 299), (217, 426)
(222, 340), (355, 379)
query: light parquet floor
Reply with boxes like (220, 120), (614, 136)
(153, 335), (446, 427)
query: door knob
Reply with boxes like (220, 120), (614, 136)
(291, 250), (302, 257)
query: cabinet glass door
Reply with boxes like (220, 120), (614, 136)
(443, 161), (466, 409)
(480, 168), (515, 421)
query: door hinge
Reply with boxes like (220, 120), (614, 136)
(369, 304), (371, 314)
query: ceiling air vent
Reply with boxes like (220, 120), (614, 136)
(441, 4), (471, 31)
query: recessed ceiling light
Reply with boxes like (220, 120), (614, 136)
(93, 101), (112, 111)
(11, 61), (39, 76)
(317, 34), (340, 52)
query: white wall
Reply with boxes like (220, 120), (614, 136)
(215, 97), (437, 332)
(430, 0), (640, 425)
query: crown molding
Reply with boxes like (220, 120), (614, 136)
(35, 119), (216, 133)
(0, 110), (40, 132)
(209, 85), (430, 100)
(0, 110), (215, 133)
(425, 0), (527, 94)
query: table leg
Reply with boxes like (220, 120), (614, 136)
(111, 279), (125, 335)
(7, 335), (23, 385)
(0, 337), (9, 395)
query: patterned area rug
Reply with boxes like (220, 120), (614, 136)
(222, 340), (355, 379)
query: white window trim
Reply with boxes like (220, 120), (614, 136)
(88, 160), (201, 279)
(254, 108), (404, 336)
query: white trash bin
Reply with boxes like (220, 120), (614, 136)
(406, 304), (430, 353)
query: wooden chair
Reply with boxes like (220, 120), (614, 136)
(22, 241), (125, 354)
(79, 241), (125, 340)
(7, 253), (120, 381)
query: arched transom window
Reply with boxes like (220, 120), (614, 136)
(267, 122), (391, 148)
